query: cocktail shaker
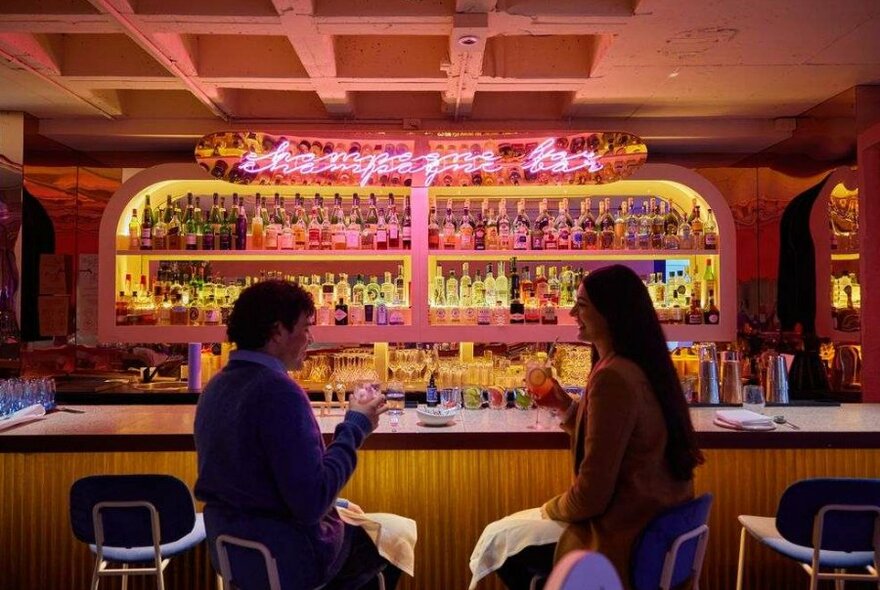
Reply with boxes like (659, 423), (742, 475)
(719, 350), (742, 404)
(697, 343), (720, 404)
(764, 352), (790, 404)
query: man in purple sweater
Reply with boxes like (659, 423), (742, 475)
(195, 280), (396, 589)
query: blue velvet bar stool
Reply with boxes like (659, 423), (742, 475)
(69, 474), (207, 590)
(214, 534), (386, 590)
(630, 493), (713, 590)
(735, 478), (880, 590)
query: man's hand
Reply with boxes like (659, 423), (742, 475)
(348, 392), (388, 431)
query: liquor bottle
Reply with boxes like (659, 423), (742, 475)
(690, 203), (704, 249)
(365, 275), (381, 305)
(375, 208), (388, 250)
(495, 260), (509, 308)
(459, 200), (475, 249)
(401, 195), (412, 249)
(638, 200), (651, 250)
(650, 198), (665, 250)
(184, 202), (199, 251)
(703, 208), (718, 250)
(484, 264), (496, 308)
(497, 198), (511, 249)
(484, 200), (499, 250)
(685, 296), (704, 325)
(346, 194), (363, 250)
(235, 202), (248, 250)
(362, 193), (378, 250)
(442, 200), (458, 250)
(509, 258), (524, 325)
(318, 195), (332, 250)
(613, 202), (626, 249)
(533, 265), (548, 304)
(218, 207), (232, 250)
(664, 199), (680, 239)
(201, 207), (215, 251)
(546, 266), (561, 305)
(471, 269), (485, 307)
(376, 293), (389, 325)
(459, 262), (472, 307)
(426, 372), (439, 407)
(703, 289), (720, 325)
(307, 199), (321, 250)
(140, 196), (153, 250)
(572, 200), (586, 250)
(703, 259), (716, 306)
(279, 209), (294, 250)
(691, 261), (703, 308)
(474, 210), (486, 250)
(559, 266), (575, 307)
(251, 196), (264, 249)
(264, 194), (280, 250)
(335, 273), (351, 305)
(209, 193), (222, 242)
(380, 271), (395, 303)
(320, 272), (336, 308)
(387, 194), (400, 249)
(599, 199), (615, 249)
(624, 198), (638, 250)
(556, 199), (573, 249)
(432, 265), (446, 307)
(531, 200), (547, 250)
(513, 199), (530, 250)
(427, 200), (441, 250)
(167, 205), (182, 250)
(153, 200), (167, 250)
(129, 208), (141, 250)
(508, 257), (521, 305)
(293, 195), (308, 249)
(445, 269), (459, 307)
(330, 194), (346, 250)
(583, 198), (598, 250)
(334, 298), (349, 325)
(394, 265), (407, 305)
(663, 201), (680, 250)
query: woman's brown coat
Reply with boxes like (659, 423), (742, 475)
(542, 355), (694, 588)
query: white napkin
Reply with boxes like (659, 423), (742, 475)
(715, 409), (773, 428)
(0, 404), (46, 432)
(468, 508), (566, 590)
(336, 507), (418, 577)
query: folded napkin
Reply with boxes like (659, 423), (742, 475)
(468, 508), (566, 590)
(336, 507), (418, 577)
(715, 409), (773, 428)
(0, 404), (46, 432)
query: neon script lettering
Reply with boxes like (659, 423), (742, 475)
(239, 139), (602, 186)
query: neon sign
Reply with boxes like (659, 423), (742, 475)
(195, 131), (647, 186)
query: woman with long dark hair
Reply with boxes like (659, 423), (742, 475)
(485, 264), (704, 589)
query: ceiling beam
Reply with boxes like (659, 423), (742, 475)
(271, 0), (352, 117)
(0, 33), (61, 75)
(0, 14), (118, 34)
(85, 0), (229, 120)
(444, 11), (490, 119)
(0, 45), (120, 118)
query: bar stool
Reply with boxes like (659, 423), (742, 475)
(69, 474), (206, 590)
(215, 534), (386, 590)
(544, 551), (622, 590)
(736, 478), (880, 590)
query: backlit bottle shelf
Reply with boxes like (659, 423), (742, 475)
(831, 252), (860, 261)
(115, 249), (411, 260)
(427, 249), (718, 260)
(109, 324), (421, 344)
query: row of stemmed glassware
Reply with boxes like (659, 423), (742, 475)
(0, 377), (56, 417)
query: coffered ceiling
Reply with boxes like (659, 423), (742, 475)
(1, 0), (879, 163)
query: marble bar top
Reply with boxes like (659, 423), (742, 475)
(2, 404), (880, 453)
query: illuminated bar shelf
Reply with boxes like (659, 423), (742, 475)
(100, 151), (736, 345)
(831, 252), (860, 261)
(109, 324), (421, 344)
(428, 249), (718, 261)
(115, 249), (411, 261)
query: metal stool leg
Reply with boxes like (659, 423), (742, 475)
(735, 527), (747, 590)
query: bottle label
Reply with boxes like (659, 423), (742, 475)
(389, 308), (405, 325)
(510, 312), (525, 323)
(477, 307), (491, 325)
(426, 386), (438, 405)
(334, 309), (348, 323)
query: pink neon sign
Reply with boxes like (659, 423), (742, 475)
(194, 131), (647, 186)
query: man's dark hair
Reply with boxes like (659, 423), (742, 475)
(227, 280), (316, 350)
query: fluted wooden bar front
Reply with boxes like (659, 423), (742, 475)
(3, 405), (880, 590)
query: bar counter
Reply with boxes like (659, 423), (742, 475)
(3, 405), (880, 590)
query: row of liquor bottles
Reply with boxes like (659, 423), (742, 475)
(831, 272), (861, 310)
(116, 265), (411, 326)
(122, 192), (718, 253)
(427, 197), (718, 251)
(126, 192), (412, 251)
(428, 258), (720, 326)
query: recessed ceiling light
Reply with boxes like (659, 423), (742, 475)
(458, 35), (480, 47)
(668, 69), (680, 78)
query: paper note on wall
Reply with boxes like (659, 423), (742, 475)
(77, 254), (99, 345)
